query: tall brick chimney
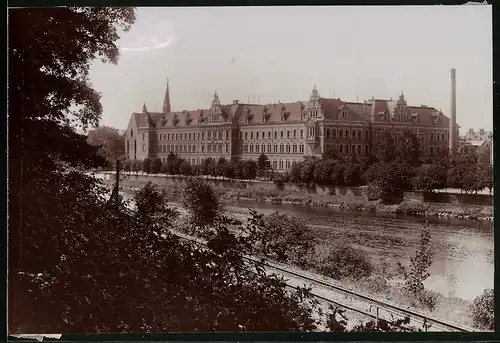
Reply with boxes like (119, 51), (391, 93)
(449, 68), (457, 153)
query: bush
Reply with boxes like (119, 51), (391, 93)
(257, 212), (316, 267)
(470, 289), (494, 331)
(396, 200), (429, 215)
(316, 241), (373, 280)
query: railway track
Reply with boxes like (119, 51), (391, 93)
(167, 229), (475, 333)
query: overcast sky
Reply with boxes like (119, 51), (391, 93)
(89, 5), (492, 133)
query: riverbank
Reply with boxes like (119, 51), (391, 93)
(107, 175), (493, 221)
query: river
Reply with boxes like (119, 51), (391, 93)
(222, 199), (494, 302)
(118, 188), (493, 302)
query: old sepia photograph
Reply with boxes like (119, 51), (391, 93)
(8, 5), (493, 337)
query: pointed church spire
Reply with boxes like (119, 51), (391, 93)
(142, 102), (148, 113)
(163, 78), (171, 114)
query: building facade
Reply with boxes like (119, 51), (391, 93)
(463, 128), (493, 164)
(124, 81), (459, 171)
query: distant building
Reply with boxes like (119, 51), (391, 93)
(123, 80), (459, 171)
(463, 128), (493, 164)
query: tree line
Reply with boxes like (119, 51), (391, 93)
(119, 129), (492, 199)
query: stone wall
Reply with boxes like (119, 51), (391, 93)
(109, 172), (493, 206)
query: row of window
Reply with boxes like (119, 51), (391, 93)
(326, 144), (370, 156)
(241, 144), (305, 155)
(375, 130), (449, 142)
(241, 129), (304, 140)
(325, 128), (370, 140)
(157, 131), (230, 142)
(156, 144), (231, 154)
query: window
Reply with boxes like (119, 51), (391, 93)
(250, 132), (253, 139)
(326, 129), (330, 138)
(286, 161), (291, 170)
(239, 130), (242, 139)
(244, 145), (248, 153)
(286, 144), (290, 153)
(219, 131), (222, 140)
(441, 133), (445, 140)
(430, 132), (434, 141)
(225, 144), (229, 153)
(268, 131), (271, 139)
(250, 145), (254, 153)
(287, 130), (290, 138)
(256, 145), (260, 153)
(193, 145), (196, 153)
(272, 161), (277, 169)
(261, 144), (265, 152)
(201, 145), (205, 153)
(267, 144), (271, 153)
(201, 132), (205, 140)
(299, 145), (304, 154)
(130, 129), (134, 137)
(300, 129), (304, 138)
(226, 131), (229, 139)
(208, 132), (212, 139)
(280, 144), (284, 153)
(281, 131), (284, 138)
(357, 145), (361, 155)
(245, 132), (248, 139)
(188, 133), (191, 140)
(274, 145), (278, 153)
(357, 130), (362, 139)
(279, 161), (284, 170)
(142, 134), (145, 141)
(430, 146), (434, 155)
(218, 144), (223, 153)
(184, 133), (187, 140)
(274, 131), (278, 139)
(293, 145), (297, 153)
(293, 130), (297, 138)
(256, 132), (259, 139)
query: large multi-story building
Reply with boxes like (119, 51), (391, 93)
(124, 76), (459, 171)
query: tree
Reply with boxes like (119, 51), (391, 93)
(313, 159), (335, 185)
(216, 157), (229, 178)
(179, 160), (192, 176)
(397, 130), (421, 166)
(87, 126), (125, 166)
(343, 163), (362, 187)
(375, 131), (397, 163)
(300, 158), (317, 184)
(256, 153), (271, 177)
(132, 160), (142, 174)
(397, 229), (434, 298)
(8, 6), (136, 332)
(243, 160), (258, 180)
(8, 7), (135, 273)
(470, 289), (494, 331)
(412, 164), (447, 192)
(150, 158), (162, 174)
(142, 158), (152, 174)
(181, 177), (221, 227)
(290, 162), (303, 184)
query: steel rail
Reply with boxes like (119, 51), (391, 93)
(168, 229), (473, 332)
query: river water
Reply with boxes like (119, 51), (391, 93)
(222, 200), (494, 302)
(117, 186), (493, 302)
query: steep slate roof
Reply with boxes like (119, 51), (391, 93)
(129, 93), (454, 130)
(237, 102), (304, 124)
(321, 98), (369, 122)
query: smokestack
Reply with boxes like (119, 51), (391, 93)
(449, 68), (457, 153)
